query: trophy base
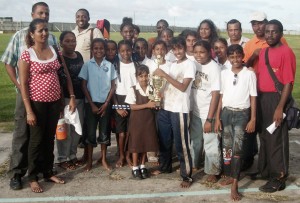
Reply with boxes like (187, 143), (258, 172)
(155, 101), (161, 109)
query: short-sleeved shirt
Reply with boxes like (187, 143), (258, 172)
(227, 36), (250, 48)
(73, 25), (104, 62)
(191, 60), (221, 119)
(125, 83), (153, 104)
(60, 51), (84, 99)
(257, 45), (296, 92)
(243, 36), (288, 72)
(115, 62), (136, 96)
(20, 46), (61, 102)
(215, 58), (232, 71)
(1, 27), (57, 83)
(163, 59), (196, 113)
(147, 59), (171, 76)
(221, 67), (257, 109)
(79, 58), (117, 103)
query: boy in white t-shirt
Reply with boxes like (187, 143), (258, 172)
(152, 37), (196, 188)
(190, 40), (221, 182)
(215, 44), (257, 201)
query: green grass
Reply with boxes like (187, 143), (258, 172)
(1, 32), (299, 124)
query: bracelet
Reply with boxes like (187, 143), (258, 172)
(23, 98), (29, 101)
(27, 112), (33, 115)
(70, 95), (75, 98)
(206, 118), (213, 123)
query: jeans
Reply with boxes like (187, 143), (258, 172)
(221, 107), (250, 179)
(7, 92), (29, 179)
(85, 102), (110, 147)
(56, 98), (84, 163)
(157, 109), (192, 182)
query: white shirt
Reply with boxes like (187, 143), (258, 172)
(221, 67), (257, 109)
(215, 57), (232, 71)
(115, 62), (136, 95)
(191, 60), (221, 119)
(227, 36), (250, 48)
(125, 83), (153, 104)
(147, 59), (171, 76)
(141, 57), (152, 68)
(163, 59), (196, 113)
(186, 53), (195, 62)
(165, 50), (177, 63)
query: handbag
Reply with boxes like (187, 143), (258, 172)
(265, 48), (300, 130)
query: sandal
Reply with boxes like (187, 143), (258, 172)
(29, 181), (43, 193)
(71, 159), (84, 167)
(58, 161), (76, 170)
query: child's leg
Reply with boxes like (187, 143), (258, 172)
(189, 114), (204, 170)
(230, 156), (242, 201)
(140, 153), (149, 179)
(116, 132), (126, 167)
(152, 109), (173, 175)
(100, 144), (111, 170)
(85, 145), (93, 171)
(84, 103), (99, 171)
(201, 118), (221, 183)
(219, 108), (234, 185)
(171, 112), (193, 188)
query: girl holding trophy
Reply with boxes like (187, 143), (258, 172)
(125, 65), (159, 179)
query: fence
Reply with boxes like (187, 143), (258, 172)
(1, 21), (299, 35)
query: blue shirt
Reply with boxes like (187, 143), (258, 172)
(79, 58), (117, 103)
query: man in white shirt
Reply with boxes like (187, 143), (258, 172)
(226, 19), (249, 48)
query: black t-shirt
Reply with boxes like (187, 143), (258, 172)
(59, 51), (85, 99)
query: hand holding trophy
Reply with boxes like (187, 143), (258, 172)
(149, 55), (165, 108)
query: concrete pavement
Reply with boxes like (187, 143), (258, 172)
(0, 130), (300, 202)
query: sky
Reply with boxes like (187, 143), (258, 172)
(0, 0), (299, 31)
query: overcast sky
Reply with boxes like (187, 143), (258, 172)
(1, 0), (299, 31)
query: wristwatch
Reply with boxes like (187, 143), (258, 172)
(206, 118), (213, 123)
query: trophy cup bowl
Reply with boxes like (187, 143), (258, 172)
(152, 75), (164, 107)
(148, 54), (164, 108)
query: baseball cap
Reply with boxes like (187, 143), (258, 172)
(250, 11), (267, 22)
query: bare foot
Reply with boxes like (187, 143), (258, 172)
(151, 170), (162, 176)
(115, 157), (125, 168)
(102, 159), (112, 171)
(46, 176), (65, 184)
(219, 177), (234, 186)
(206, 175), (218, 183)
(29, 181), (43, 193)
(97, 156), (103, 164)
(180, 180), (192, 188)
(84, 163), (92, 172)
(126, 156), (133, 168)
(231, 184), (242, 201)
(192, 167), (199, 172)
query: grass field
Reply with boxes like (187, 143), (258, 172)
(0, 32), (299, 127)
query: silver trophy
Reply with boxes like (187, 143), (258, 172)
(149, 55), (164, 108)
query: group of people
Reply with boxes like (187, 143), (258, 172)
(1, 1), (296, 201)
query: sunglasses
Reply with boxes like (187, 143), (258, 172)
(233, 74), (238, 86)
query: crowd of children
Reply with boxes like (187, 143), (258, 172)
(50, 16), (261, 201)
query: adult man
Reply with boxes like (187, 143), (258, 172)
(226, 19), (249, 47)
(72, 8), (103, 62)
(256, 20), (295, 193)
(243, 11), (287, 71)
(0, 2), (58, 190)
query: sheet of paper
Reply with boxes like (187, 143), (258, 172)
(266, 113), (286, 134)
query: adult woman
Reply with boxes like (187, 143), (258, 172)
(56, 31), (84, 170)
(197, 19), (219, 58)
(197, 19), (219, 46)
(19, 19), (75, 193)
